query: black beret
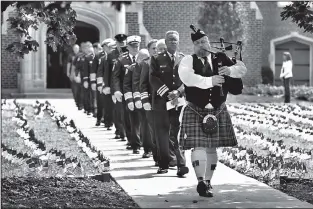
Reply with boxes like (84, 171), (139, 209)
(114, 34), (128, 42)
(191, 29), (207, 42)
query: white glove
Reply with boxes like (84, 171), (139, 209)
(112, 95), (117, 104)
(114, 91), (123, 102)
(143, 103), (152, 111)
(103, 87), (111, 95)
(83, 81), (88, 89)
(74, 76), (81, 84)
(135, 101), (142, 109)
(97, 86), (102, 92)
(128, 102), (134, 111)
(91, 83), (96, 91)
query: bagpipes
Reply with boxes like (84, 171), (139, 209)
(190, 24), (243, 96)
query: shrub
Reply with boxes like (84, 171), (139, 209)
(261, 66), (274, 85)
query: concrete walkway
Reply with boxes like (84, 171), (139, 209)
(19, 99), (313, 208)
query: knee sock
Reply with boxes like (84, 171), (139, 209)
(191, 147), (207, 182)
(204, 147), (218, 185)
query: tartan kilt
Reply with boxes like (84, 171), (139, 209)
(178, 103), (237, 150)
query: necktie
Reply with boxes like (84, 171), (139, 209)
(171, 54), (175, 66)
(132, 56), (136, 63)
(202, 56), (211, 74)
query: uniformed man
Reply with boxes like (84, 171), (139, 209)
(156, 39), (167, 53)
(150, 31), (189, 176)
(67, 44), (80, 109)
(75, 42), (88, 112)
(136, 39), (159, 162)
(103, 34), (129, 141)
(113, 35), (142, 153)
(81, 42), (95, 115)
(178, 28), (247, 197)
(95, 38), (115, 128)
(124, 48), (151, 155)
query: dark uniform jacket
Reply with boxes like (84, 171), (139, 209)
(111, 53), (133, 95)
(90, 51), (106, 85)
(75, 52), (86, 78)
(103, 48), (128, 91)
(185, 53), (243, 109)
(139, 58), (152, 105)
(150, 51), (185, 110)
(82, 53), (95, 83)
(132, 58), (150, 104)
(123, 63), (137, 106)
(94, 51), (107, 88)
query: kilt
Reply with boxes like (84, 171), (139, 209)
(178, 102), (237, 150)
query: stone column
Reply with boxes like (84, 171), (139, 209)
(115, 3), (126, 34)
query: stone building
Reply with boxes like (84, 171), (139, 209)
(1, 1), (313, 96)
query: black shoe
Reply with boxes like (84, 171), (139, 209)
(197, 181), (213, 198)
(119, 137), (127, 142)
(107, 127), (112, 131)
(142, 152), (151, 158)
(177, 166), (189, 177)
(95, 121), (101, 126)
(133, 149), (140, 154)
(114, 135), (120, 139)
(78, 107), (83, 110)
(126, 142), (131, 146)
(84, 110), (87, 114)
(169, 161), (177, 167)
(87, 112), (92, 115)
(155, 162), (159, 167)
(157, 168), (168, 174)
(126, 145), (132, 150)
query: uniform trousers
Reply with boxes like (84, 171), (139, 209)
(103, 94), (114, 127)
(153, 107), (186, 169)
(72, 81), (82, 108)
(115, 101), (131, 141)
(96, 91), (104, 122)
(91, 89), (97, 115)
(139, 109), (155, 154)
(128, 109), (142, 150)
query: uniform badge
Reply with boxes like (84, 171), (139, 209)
(160, 65), (167, 68)
(89, 61), (93, 64)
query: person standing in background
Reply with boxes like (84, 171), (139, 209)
(280, 52), (293, 103)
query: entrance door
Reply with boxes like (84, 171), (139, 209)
(275, 40), (310, 86)
(46, 21), (100, 89)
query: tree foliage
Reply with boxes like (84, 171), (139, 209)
(281, 1), (313, 33)
(198, 2), (243, 42)
(2, 1), (132, 59)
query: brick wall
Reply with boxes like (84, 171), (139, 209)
(237, 2), (263, 86)
(257, 2), (313, 67)
(143, 1), (202, 55)
(143, 1), (263, 87)
(1, 11), (19, 89)
(126, 12), (146, 49)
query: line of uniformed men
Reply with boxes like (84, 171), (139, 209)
(67, 31), (189, 177)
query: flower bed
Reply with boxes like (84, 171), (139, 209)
(218, 103), (313, 204)
(242, 84), (313, 102)
(1, 99), (139, 208)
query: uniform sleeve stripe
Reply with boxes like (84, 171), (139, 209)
(157, 84), (167, 95)
(159, 87), (169, 97)
(141, 95), (149, 99)
(133, 92), (141, 98)
(124, 92), (133, 100)
(141, 92), (149, 97)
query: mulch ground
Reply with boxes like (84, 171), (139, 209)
(1, 176), (140, 209)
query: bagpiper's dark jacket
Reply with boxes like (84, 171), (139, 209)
(185, 53), (243, 109)
(149, 51), (185, 110)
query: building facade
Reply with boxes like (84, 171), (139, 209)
(1, 1), (313, 96)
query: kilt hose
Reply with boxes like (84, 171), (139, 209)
(179, 103), (237, 150)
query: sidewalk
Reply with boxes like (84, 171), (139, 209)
(20, 99), (313, 208)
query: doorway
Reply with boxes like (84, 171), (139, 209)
(46, 21), (100, 89)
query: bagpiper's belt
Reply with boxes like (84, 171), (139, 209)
(187, 101), (226, 111)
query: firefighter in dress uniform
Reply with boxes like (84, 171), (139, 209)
(113, 35), (141, 154)
(95, 38), (115, 128)
(103, 34), (129, 141)
(149, 31), (189, 176)
(178, 29), (247, 197)
(138, 39), (159, 163)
